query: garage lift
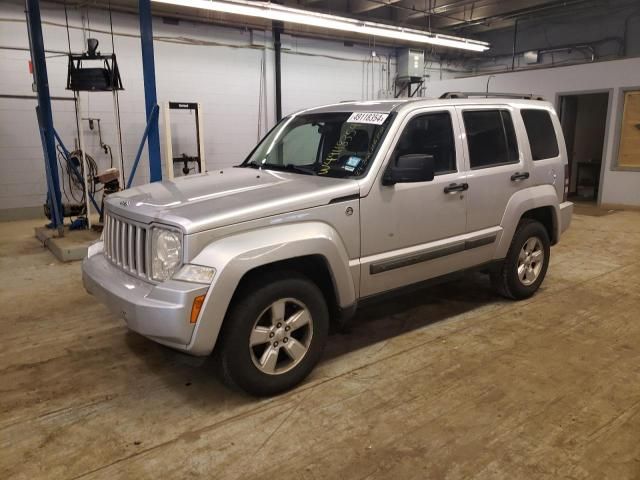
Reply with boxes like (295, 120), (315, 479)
(27, 0), (162, 263)
(27, 0), (163, 236)
(66, 37), (124, 229)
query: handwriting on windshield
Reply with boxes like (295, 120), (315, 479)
(318, 124), (357, 175)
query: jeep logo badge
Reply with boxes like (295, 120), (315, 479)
(120, 200), (130, 207)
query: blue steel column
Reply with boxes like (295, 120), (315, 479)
(138, 0), (162, 182)
(25, 0), (64, 232)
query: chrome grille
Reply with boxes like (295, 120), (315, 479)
(103, 212), (150, 279)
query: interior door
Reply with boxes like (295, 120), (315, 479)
(359, 108), (468, 297)
(559, 96), (578, 194)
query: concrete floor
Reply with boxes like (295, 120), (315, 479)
(1, 210), (640, 479)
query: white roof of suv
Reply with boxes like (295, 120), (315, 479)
(301, 95), (552, 115)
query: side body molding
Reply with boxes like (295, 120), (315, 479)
(495, 184), (560, 259)
(186, 222), (356, 356)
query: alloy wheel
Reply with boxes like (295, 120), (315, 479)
(249, 298), (313, 375)
(517, 236), (544, 286)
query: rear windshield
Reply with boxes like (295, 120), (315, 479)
(241, 112), (394, 178)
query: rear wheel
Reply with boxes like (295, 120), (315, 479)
(217, 272), (329, 396)
(491, 219), (550, 300)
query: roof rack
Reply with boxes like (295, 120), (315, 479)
(439, 92), (546, 101)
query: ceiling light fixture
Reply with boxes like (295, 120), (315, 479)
(151, 0), (490, 52)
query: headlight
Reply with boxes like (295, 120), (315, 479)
(151, 227), (182, 281)
(173, 264), (216, 284)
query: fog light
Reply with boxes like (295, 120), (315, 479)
(190, 294), (206, 324)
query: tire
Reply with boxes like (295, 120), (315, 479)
(217, 271), (329, 396)
(491, 219), (551, 300)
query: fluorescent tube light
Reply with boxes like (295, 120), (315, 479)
(151, 0), (490, 52)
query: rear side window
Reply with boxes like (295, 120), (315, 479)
(463, 110), (519, 169)
(521, 109), (559, 160)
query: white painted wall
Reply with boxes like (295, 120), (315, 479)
(0, 1), (394, 215)
(424, 58), (640, 207)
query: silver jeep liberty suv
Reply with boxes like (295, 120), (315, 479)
(83, 93), (573, 396)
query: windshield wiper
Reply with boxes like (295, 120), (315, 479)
(240, 161), (316, 175)
(241, 161), (261, 169)
(284, 164), (316, 176)
(253, 163), (316, 175)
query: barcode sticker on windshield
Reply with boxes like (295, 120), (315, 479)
(347, 112), (389, 125)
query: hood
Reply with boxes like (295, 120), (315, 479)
(105, 167), (359, 234)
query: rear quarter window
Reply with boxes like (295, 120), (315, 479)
(521, 109), (560, 160)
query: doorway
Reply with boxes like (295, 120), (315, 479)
(558, 92), (609, 203)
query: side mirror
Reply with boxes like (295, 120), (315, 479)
(382, 154), (435, 186)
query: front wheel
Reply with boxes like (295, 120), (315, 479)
(217, 272), (329, 396)
(491, 219), (551, 300)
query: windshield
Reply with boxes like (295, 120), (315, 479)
(241, 111), (394, 178)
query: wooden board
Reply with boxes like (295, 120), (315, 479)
(618, 90), (640, 168)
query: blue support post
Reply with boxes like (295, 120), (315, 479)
(36, 108), (63, 230)
(138, 0), (162, 183)
(26, 0), (64, 233)
(128, 104), (159, 189)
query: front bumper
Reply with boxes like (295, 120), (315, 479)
(82, 242), (208, 352)
(559, 201), (573, 235)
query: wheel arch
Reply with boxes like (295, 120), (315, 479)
(184, 222), (356, 356)
(230, 255), (340, 323)
(521, 206), (557, 244)
(495, 185), (560, 259)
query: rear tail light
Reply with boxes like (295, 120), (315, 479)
(563, 164), (569, 202)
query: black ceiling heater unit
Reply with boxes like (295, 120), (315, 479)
(66, 39), (123, 92)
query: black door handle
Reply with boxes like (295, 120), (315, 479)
(444, 182), (469, 194)
(510, 172), (530, 181)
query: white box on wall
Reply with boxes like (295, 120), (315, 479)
(397, 49), (424, 79)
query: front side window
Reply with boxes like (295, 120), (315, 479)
(241, 112), (393, 178)
(391, 111), (457, 175)
(463, 110), (519, 169)
(521, 109), (559, 160)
